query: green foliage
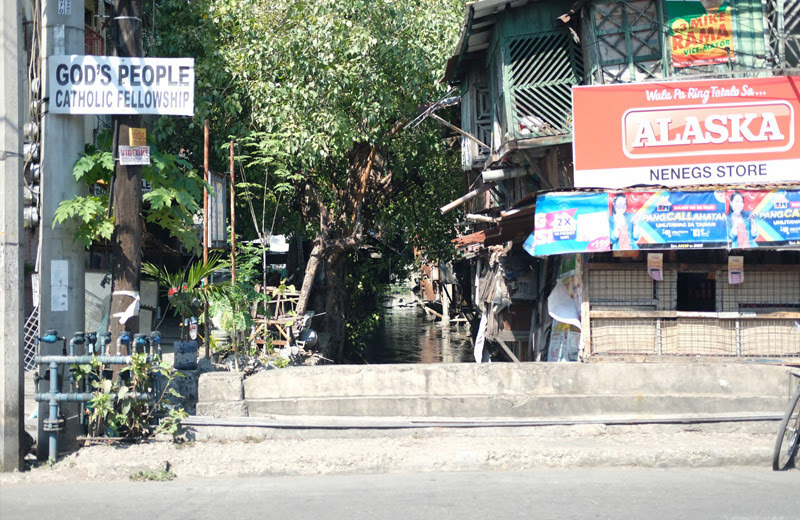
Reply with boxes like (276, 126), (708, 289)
(210, 0), (464, 233)
(272, 357), (290, 369)
(375, 125), (462, 263)
(212, 0), (462, 159)
(129, 468), (177, 482)
(56, 131), (211, 253)
(53, 196), (114, 248)
(343, 250), (389, 359)
(142, 0), (467, 358)
(75, 354), (187, 440)
(144, 0), (248, 164)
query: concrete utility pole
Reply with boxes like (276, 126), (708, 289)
(108, 0), (143, 346)
(38, 0), (87, 459)
(0, 0), (25, 472)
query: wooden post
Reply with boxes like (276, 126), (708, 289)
(202, 119), (209, 358)
(230, 141), (235, 285)
(109, 0), (143, 351)
(580, 258), (591, 360)
(230, 141), (237, 361)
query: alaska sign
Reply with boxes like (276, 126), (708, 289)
(572, 77), (800, 189)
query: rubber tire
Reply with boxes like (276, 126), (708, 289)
(773, 384), (800, 471)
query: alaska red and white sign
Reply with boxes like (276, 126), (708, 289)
(573, 77), (800, 189)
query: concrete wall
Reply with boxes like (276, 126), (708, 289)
(197, 363), (797, 419)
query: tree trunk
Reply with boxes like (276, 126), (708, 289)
(295, 241), (323, 317)
(322, 253), (348, 361)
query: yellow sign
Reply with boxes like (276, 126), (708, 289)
(129, 127), (147, 147)
(669, 4), (734, 68)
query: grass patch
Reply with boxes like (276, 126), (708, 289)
(129, 468), (176, 482)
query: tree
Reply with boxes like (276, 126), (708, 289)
(211, 0), (464, 360)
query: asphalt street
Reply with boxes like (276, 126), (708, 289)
(2, 468), (799, 520)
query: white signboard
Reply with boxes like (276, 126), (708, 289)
(51, 260), (69, 312)
(49, 56), (194, 116)
(119, 145), (151, 165)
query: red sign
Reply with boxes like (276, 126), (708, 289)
(573, 77), (800, 189)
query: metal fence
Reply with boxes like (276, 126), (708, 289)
(590, 316), (800, 358)
(585, 264), (800, 359)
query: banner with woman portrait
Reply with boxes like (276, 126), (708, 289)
(524, 189), (800, 257)
(725, 189), (800, 247)
(611, 191), (728, 249)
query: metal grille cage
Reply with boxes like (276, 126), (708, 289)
(765, 0), (800, 68)
(23, 306), (39, 372)
(586, 263), (800, 359)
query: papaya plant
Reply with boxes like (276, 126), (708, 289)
(54, 129), (211, 253)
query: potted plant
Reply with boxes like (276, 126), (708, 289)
(142, 255), (230, 369)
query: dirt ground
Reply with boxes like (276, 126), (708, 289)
(0, 421), (779, 486)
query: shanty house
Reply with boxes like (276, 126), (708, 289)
(442, 0), (800, 362)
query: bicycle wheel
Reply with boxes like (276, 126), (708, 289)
(773, 384), (800, 471)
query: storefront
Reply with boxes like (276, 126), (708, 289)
(524, 76), (800, 361)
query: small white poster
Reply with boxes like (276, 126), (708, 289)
(51, 260), (68, 311)
(31, 273), (40, 307)
(119, 145), (151, 165)
(728, 256), (744, 284)
(647, 253), (663, 281)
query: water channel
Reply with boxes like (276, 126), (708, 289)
(365, 292), (474, 364)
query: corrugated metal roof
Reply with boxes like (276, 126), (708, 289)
(443, 0), (534, 83)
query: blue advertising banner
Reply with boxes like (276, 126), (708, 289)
(630, 191), (728, 249)
(726, 189), (800, 248)
(524, 189), (800, 257)
(524, 193), (610, 256)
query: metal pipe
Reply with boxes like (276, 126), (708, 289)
(116, 331), (131, 356)
(98, 332), (112, 356)
(35, 355), (132, 364)
(440, 182), (495, 215)
(150, 331), (162, 359)
(67, 333), (86, 388)
(85, 332), (97, 356)
(203, 120), (209, 358)
(68, 333), (83, 356)
(47, 361), (59, 461)
(230, 140), (236, 285)
(35, 392), (153, 402)
(465, 213), (498, 223)
(133, 333), (148, 354)
(481, 167), (528, 182)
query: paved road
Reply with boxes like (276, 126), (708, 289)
(2, 468), (799, 519)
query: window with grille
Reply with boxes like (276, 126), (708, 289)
(589, 0), (664, 83)
(765, 0), (800, 67)
(460, 70), (492, 170)
(506, 31), (583, 139)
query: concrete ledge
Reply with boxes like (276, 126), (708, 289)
(242, 363), (795, 400)
(196, 401), (248, 418)
(244, 394), (787, 418)
(198, 372), (244, 402)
